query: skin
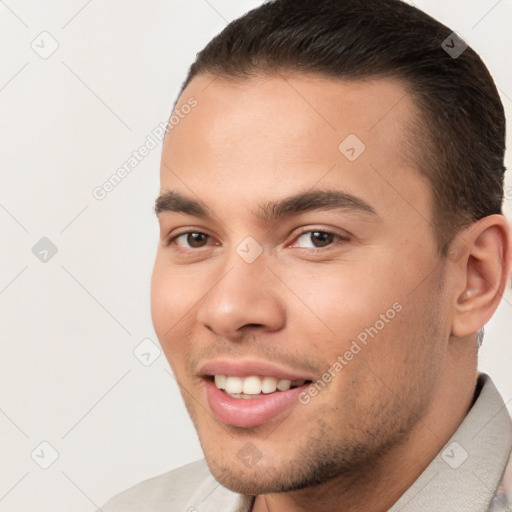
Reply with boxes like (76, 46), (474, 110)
(151, 73), (511, 512)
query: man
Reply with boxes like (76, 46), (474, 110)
(102, 0), (512, 510)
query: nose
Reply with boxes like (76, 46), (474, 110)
(196, 254), (286, 340)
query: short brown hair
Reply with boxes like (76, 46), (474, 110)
(179, 0), (506, 256)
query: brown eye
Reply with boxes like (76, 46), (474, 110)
(310, 231), (335, 247)
(187, 233), (209, 248)
(293, 230), (341, 249)
(173, 232), (210, 248)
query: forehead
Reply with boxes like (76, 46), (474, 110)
(169, 73), (417, 149)
(160, 73), (431, 228)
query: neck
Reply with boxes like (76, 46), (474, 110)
(253, 344), (478, 512)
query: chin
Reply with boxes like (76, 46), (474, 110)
(207, 461), (284, 495)
(201, 445), (330, 496)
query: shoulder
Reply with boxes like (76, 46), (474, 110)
(100, 459), (212, 512)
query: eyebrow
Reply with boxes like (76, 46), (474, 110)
(154, 189), (380, 223)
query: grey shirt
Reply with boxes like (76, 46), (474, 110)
(101, 373), (512, 512)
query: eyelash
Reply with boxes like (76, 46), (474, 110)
(165, 227), (349, 251)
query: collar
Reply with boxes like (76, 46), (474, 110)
(390, 373), (512, 512)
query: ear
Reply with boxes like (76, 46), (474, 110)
(451, 214), (511, 338)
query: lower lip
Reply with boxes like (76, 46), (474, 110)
(205, 379), (308, 428)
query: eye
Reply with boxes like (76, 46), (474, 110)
(290, 229), (345, 249)
(171, 231), (212, 249)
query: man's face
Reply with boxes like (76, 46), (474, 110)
(151, 74), (454, 494)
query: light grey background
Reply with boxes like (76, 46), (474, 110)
(0, 1), (510, 510)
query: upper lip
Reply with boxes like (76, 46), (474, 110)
(199, 359), (314, 381)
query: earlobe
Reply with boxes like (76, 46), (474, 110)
(451, 215), (511, 338)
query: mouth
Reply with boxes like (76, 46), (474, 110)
(213, 374), (311, 398)
(199, 360), (314, 428)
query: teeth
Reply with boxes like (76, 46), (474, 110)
(261, 376), (278, 394)
(214, 375), (226, 390)
(214, 375), (306, 396)
(277, 379), (291, 391)
(243, 376), (262, 395)
(225, 376), (243, 394)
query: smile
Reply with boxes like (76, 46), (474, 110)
(198, 360), (315, 428)
(214, 375), (308, 397)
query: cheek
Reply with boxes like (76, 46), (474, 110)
(281, 252), (429, 387)
(150, 255), (197, 353)
(284, 257), (404, 340)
